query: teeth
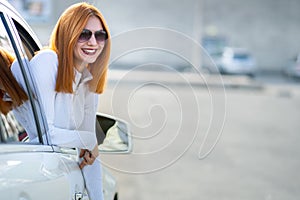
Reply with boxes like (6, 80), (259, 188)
(83, 49), (96, 54)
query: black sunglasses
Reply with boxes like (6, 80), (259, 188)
(78, 29), (108, 43)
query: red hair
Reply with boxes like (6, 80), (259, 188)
(49, 2), (111, 94)
(0, 48), (28, 115)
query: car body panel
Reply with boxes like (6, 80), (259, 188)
(0, 144), (85, 200)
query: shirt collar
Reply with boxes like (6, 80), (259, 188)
(73, 67), (93, 90)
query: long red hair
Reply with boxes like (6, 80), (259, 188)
(49, 2), (111, 94)
(0, 48), (28, 115)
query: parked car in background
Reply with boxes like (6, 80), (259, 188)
(283, 53), (300, 79)
(201, 35), (227, 73)
(218, 47), (257, 77)
(0, 1), (131, 200)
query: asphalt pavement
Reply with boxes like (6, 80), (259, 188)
(98, 69), (300, 200)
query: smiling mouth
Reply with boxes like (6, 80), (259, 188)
(82, 48), (97, 55)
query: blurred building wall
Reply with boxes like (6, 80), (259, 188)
(27, 0), (81, 45)
(203, 0), (300, 73)
(15, 0), (300, 72)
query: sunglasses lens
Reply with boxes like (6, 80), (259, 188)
(95, 30), (108, 42)
(78, 29), (107, 43)
(78, 29), (92, 42)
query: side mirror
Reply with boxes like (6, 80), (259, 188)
(95, 112), (132, 153)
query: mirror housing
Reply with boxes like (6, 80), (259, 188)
(95, 112), (132, 154)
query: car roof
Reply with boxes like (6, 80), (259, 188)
(223, 47), (250, 54)
(0, 0), (42, 48)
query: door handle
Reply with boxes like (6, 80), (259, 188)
(75, 192), (83, 200)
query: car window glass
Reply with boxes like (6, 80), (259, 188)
(233, 53), (249, 60)
(0, 15), (40, 144)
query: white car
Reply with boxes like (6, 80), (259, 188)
(218, 47), (257, 77)
(0, 1), (132, 200)
(283, 53), (300, 79)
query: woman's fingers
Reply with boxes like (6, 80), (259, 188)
(79, 149), (86, 158)
(84, 150), (95, 165)
(79, 159), (87, 169)
(79, 149), (97, 169)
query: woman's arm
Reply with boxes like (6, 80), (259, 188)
(13, 50), (97, 150)
(78, 93), (100, 168)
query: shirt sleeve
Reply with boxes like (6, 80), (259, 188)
(77, 91), (99, 144)
(29, 50), (97, 150)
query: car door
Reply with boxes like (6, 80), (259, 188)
(0, 2), (87, 199)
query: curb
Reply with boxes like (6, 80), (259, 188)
(107, 70), (263, 90)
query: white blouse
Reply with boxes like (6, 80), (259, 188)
(12, 49), (98, 150)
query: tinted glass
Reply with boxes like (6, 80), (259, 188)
(233, 53), (249, 60)
(0, 14), (40, 143)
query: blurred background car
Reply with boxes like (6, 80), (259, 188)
(201, 35), (228, 73)
(218, 47), (257, 77)
(283, 53), (300, 79)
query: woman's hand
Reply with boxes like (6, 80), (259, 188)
(79, 145), (99, 169)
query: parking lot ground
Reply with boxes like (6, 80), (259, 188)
(99, 70), (300, 200)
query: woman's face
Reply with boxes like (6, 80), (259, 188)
(73, 16), (105, 72)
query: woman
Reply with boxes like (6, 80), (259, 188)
(13, 3), (111, 200)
